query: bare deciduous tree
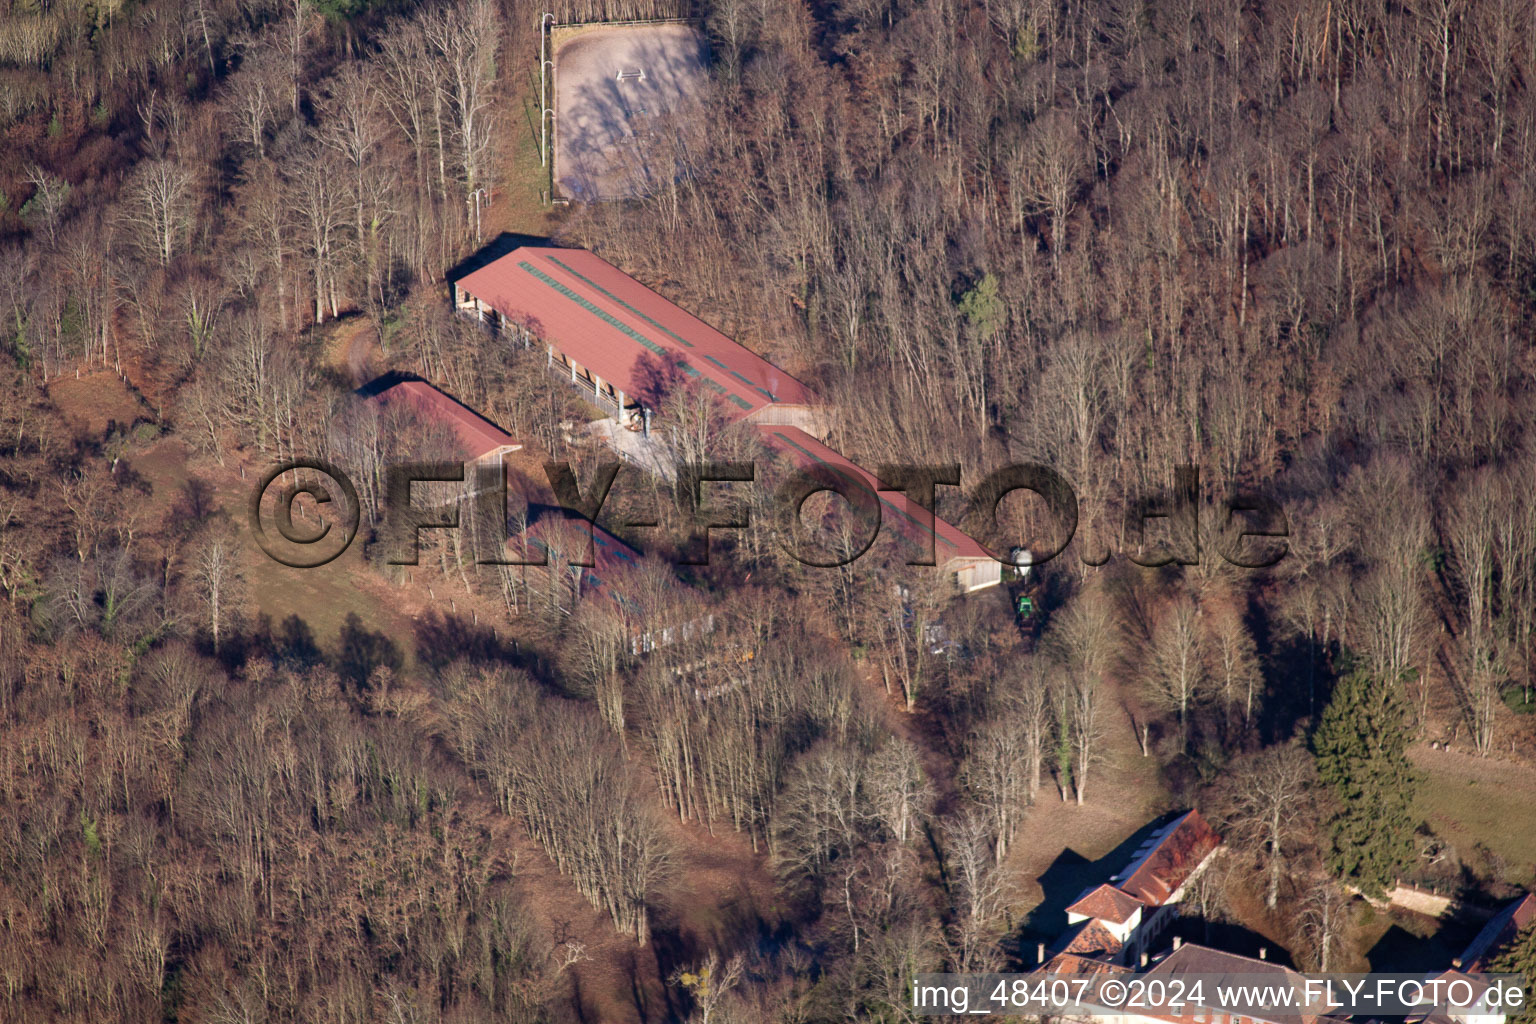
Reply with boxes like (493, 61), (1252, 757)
(1442, 472), (1503, 755)
(190, 524), (244, 655)
(1214, 745), (1317, 910)
(1144, 594), (1210, 751)
(422, 0), (500, 210)
(119, 158), (195, 265)
(941, 810), (1014, 972)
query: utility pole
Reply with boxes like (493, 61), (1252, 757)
(467, 188), (488, 242)
(539, 12), (556, 167)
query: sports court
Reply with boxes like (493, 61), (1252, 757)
(552, 23), (709, 201)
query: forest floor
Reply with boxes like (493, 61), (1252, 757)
(56, 349), (1536, 1014)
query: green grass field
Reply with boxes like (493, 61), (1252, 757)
(1410, 746), (1536, 885)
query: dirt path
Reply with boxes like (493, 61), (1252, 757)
(341, 319), (379, 385)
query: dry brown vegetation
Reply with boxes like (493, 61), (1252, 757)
(3, 0), (1536, 1018)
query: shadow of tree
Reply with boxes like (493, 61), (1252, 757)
(413, 609), (513, 670)
(335, 611), (403, 691)
(1009, 814), (1179, 961)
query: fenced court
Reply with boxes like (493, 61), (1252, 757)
(550, 22), (709, 201)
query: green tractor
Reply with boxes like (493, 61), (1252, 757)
(1009, 548), (1038, 623)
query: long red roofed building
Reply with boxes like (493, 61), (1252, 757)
(454, 246), (1003, 591)
(455, 247), (822, 432)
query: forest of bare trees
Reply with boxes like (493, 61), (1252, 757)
(2, 0), (1536, 1016)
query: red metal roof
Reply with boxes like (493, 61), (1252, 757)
(521, 513), (642, 604)
(498, 467), (646, 608)
(757, 425), (994, 566)
(372, 380), (519, 461)
(455, 248), (816, 417)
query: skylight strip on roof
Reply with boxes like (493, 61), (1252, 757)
(772, 431), (953, 548)
(519, 261), (670, 358)
(879, 498), (961, 550)
(769, 431), (876, 494)
(544, 255), (696, 349)
(520, 260), (760, 414)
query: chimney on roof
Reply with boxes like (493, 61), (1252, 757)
(1258, 947), (1267, 961)
(1173, 936), (1183, 951)
(1038, 943), (1046, 965)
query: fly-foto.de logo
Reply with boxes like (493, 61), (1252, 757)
(249, 460), (1288, 572)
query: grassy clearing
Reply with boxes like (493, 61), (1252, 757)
(175, 450), (424, 674)
(46, 370), (151, 437)
(503, 84), (554, 222)
(241, 543), (421, 672)
(1409, 745), (1536, 885)
(1006, 689), (1173, 941)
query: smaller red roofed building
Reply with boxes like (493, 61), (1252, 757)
(1040, 810), (1224, 970)
(1068, 883), (1148, 927)
(370, 379), (522, 467)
